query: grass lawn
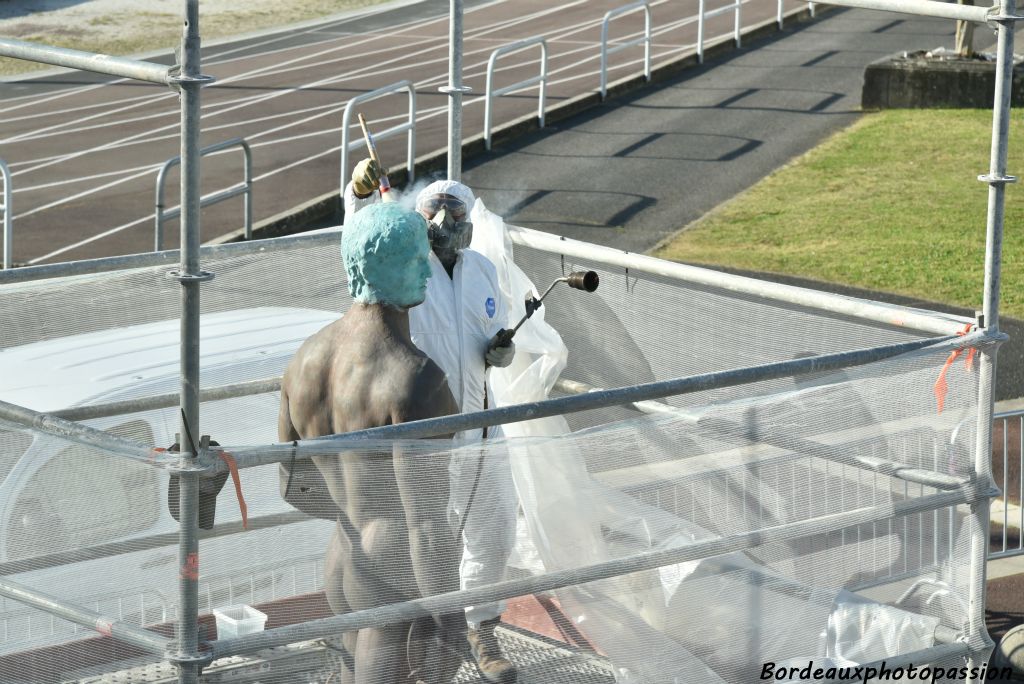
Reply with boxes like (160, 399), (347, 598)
(654, 109), (1024, 318)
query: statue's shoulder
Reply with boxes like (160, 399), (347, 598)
(282, 317), (346, 386)
(393, 354), (456, 422)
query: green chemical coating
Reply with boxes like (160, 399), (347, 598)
(342, 202), (432, 308)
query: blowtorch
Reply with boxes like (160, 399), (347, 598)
(487, 270), (600, 352)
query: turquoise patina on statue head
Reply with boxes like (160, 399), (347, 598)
(343, 202), (433, 308)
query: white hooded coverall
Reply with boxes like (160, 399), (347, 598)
(344, 179), (519, 627)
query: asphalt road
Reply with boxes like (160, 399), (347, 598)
(0, 0), (803, 266)
(462, 8), (958, 253)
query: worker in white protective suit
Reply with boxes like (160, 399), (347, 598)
(345, 159), (519, 684)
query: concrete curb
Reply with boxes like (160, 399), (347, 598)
(208, 3), (831, 246)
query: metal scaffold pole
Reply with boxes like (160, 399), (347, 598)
(170, 0), (214, 681)
(969, 0), (1016, 675)
(443, 0), (469, 180)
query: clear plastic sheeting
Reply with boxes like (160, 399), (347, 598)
(206, 342), (978, 683)
(0, 227), (989, 683)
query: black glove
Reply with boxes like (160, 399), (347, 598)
(486, 328), (516, 368)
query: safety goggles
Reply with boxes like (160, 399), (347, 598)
(416, 194), (469, 223)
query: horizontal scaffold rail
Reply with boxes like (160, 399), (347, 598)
(554, 378), (972, 490)
(0, 398), (157, 463)
(214, 332), (994, 475)
(49, 369), (975, 491)
(0, 576), (173, 656)
(206, 486), (979, 660)
(0, 38), (178, 85)
(0, 510), (310, 576)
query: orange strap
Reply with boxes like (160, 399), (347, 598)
(218, 451), (249, 530)
(180, 552), (199, 581)
(933, 324), (975, 414)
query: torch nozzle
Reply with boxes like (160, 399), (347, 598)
(564, 271), (600, 292)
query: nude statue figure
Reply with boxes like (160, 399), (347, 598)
(278, 202), (466, 684)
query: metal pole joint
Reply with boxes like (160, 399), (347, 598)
(438, 85), (473, 94)
(978, 173), (1018, 184)
(986, 9), (1024, 24)
(165, 644), (214, 667)
(166, 460), (213, 475)
(167, 73), (216, 91)
(167, 269), (215, 282)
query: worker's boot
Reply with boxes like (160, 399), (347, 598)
(467, 617), (517, 683)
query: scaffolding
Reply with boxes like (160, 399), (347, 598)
(0, 0), (1014, 682)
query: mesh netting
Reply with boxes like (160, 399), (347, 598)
(0, 227), (989, 683)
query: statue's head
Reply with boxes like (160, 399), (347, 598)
(342, 203), (432, 308)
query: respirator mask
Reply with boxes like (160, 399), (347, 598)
(418, 194), (473, 261)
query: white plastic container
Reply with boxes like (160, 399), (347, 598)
(213, 605), (268, 639)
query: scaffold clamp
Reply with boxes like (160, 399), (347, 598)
(167, 269), (215, 283)
(166, 71), (216, 92)
(978, 173), (1017, 185)
(164, 643), (215, 668)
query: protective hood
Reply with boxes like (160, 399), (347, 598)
(416, 180), (476, 210)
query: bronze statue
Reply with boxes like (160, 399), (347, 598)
(279, 203), (466, 684)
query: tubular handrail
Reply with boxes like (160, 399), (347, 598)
(698, 0), (743, 63)
(0, 158), (10, 270)
(484, 37), (548, 151)
(990, 407), (1024, 560)
(600, 1), (651, 100)
(340, 81), (417, 196)
(155, 137), (252, 252)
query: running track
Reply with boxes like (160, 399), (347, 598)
(0, 0), (810, 265)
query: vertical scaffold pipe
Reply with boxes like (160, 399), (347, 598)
(969, 0), (1016, 677)
(175, 1), (207, 682)
(445, 0), (467, 180)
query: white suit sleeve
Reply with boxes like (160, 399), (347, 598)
(494, 277), (511, 338)
(343, 180), (381, 224)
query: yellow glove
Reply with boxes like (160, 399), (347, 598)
(351, 157), (384, 198)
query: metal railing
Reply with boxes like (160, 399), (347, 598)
(0, 159), (10, 270)
(990, 408), (1024, 559)
(600, 1), (651, 100)
(340, 80), (417, 196)
(777, 0), (819, 28)
(155, 137), (252, 252)
(698, 0), (743, 63)
(484, 37), (548, 151)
